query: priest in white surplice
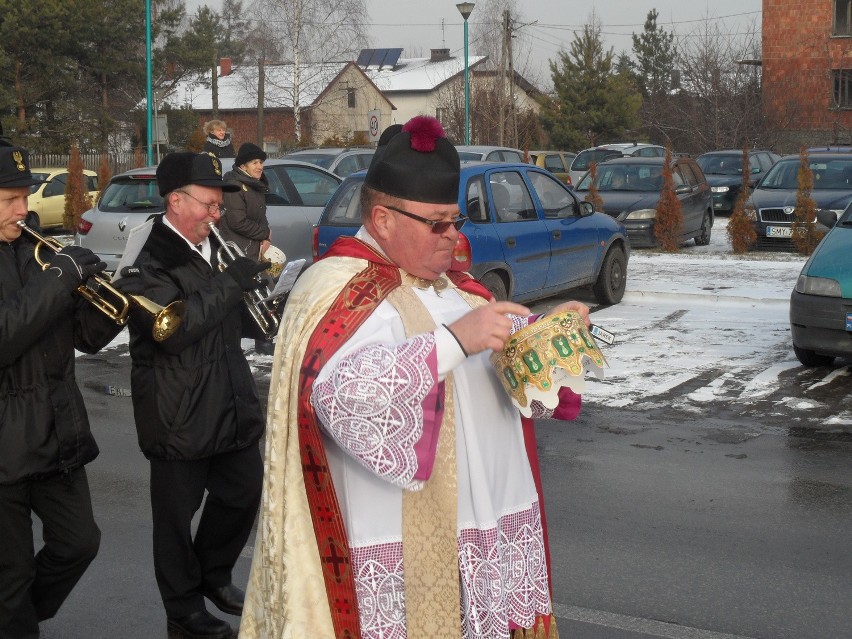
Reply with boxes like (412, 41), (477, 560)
(239, 116), (587, 639)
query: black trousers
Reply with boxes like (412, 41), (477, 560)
(0, 468), (100, 639)
(149, 444), (262, 619)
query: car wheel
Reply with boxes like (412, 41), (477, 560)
(793, 344), (834, 367)
(694, 211), (712, 246)
(592, 246), (627, 305)
(479, 271), (508, 301)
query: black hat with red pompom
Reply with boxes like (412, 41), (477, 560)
(365, 116), (459, 204)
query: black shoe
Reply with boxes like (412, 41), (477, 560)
(167, 610), (232, 639)
(254, 339), (275, 356)
(202, 583), (245, 616)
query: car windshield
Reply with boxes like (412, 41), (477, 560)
(575, 163), (663, 192)
(287, 153), (335, 169)
(759, 158), (852, 190)
(98, 177), (163, 212)
(572, 149), (623, 172)
(696, 154), (742, 175)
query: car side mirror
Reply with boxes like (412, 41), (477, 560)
(581, 201), (595, 216)
(816, 209), (838, 229)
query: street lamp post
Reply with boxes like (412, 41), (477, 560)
(456, 2), (475, 145)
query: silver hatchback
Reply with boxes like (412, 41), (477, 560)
(74, 159), (341, 272)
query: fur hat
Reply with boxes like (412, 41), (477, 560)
(156, 152), (240, 196)
(234, 142), (267, 167)
(0, 142), (38, 189)
(364, 116), (459, 204)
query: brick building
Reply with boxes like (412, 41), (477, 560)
(763, 0), (852, 148)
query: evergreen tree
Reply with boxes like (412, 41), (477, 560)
(583, 162), (605, 212)
(727, 145), (757, 253)
(791, 148), (823, 255)
(654, 146), (683, 252)
(539, 20), (641, 150)
(631, 9), (677, 98)
(63, 143), (93, 231)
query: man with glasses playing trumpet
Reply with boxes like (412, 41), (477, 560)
(117, 152), (268, 639)
(0, 141), (125, 638)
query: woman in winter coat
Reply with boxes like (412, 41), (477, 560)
(221, 142), (275, 355)
(202, 119), (236, 158)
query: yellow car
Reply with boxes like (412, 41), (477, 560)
(28, 168), (99, 229)
(529, 151), (576, 186)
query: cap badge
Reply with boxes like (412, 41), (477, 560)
(12, 151), (25, 171)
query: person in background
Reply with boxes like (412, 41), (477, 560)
(202, 120), (235, 158)
(238, 116), (586, 639)
(221, 142), (274, 356)
(119, 152), (268, 639)
(0, 142), (123, 638)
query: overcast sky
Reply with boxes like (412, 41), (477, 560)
(187, 0), (762, 85)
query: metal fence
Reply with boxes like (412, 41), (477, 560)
(27, 152), (142, 175)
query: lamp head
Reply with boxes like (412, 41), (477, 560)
(456, 2), (475, 20)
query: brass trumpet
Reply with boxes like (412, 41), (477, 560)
(16, 221), (185, 342)
(207, 222), (280, 340)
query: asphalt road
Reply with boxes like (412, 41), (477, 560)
(33, 321), (851, 639)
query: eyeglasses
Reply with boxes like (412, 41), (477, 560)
(384, 205), (466, 233)
(176, 190), (226, 215)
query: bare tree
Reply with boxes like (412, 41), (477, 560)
(663, 16), (764, 154)
(248, 0), (368, 142)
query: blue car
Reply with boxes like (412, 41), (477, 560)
(789, 205), (852, 366)
(312, 163), (630, 305)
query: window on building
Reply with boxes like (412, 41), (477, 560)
(347, 88), (356, 108)
(832, 69), (852, 108)
(835, 0), (852, 35)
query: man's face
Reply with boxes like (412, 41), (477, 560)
(166, 185), (223, 245)
(0, 187), (31, 242)
(368, 198), (462, 280)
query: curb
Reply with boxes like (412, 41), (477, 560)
(622, 289), (790, 306)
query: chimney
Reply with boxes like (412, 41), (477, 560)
(430, 48), (451, 62)
(220, 57), (232, 77)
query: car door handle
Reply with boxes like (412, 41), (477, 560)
(506, 237), (517, 248)
(552, 230), (561, 240)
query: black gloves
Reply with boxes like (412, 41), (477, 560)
(113, 266), (147, 297)
(47, 246), (107, 290)
(224, 257), (270, 291)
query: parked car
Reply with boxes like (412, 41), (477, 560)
(529, 150), (576, 185)
(28, 167), (99, 230)
(568, 142), (666, 187)
(313, 163), (630, 305)
(284, 147), (374, 178)
(745, 152), (852, 250)
(74, 159), (341, 272)
(789, 204), (852, 366)
(574, 155), (714, 248)
(455, 145), (525, 163)
(695, 149), (781, 215)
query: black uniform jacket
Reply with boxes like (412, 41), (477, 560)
(220, 169), (270, 261)
(0, 235), (122, 484)
(127, 215), (265, 461)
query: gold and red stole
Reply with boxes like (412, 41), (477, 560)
(297, 238), (490, 638)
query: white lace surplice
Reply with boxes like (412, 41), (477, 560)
(311, 285), (550, 639)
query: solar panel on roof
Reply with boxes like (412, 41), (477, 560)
(368, 49), (387, 67)
(382, 48), (403, 69)
(356, 49), (374, 67)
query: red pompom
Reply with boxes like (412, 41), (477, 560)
(404, 115), (446, 153)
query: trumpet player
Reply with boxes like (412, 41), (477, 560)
(118, 152), (267, 639)
(0, 142), (125, 638)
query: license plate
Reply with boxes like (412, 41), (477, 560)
(766, 226), (792, 238)
(846, 313), (852, 332)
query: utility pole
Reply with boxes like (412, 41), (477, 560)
(499, 10), (509, 146)
(507, 14), (517, 148)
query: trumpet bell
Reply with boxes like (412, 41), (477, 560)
(128, 295), (186, 342)
(262, 245), (286, 278)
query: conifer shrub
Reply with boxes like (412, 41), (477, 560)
(583, 162), (605, 212)
(653, 146), (683, 252)
(63, 143), (93, 231)
(97, 154), (111, 205)
(726, 145), (757, 253)
(791, 148), (823, 256)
